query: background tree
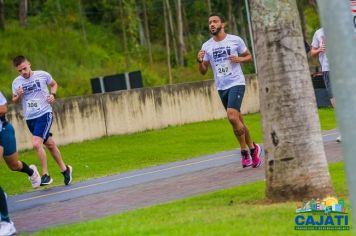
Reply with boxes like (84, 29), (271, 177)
(163, 0), (172, 84)
(250, 0), (334, 201)
(239, 0), (249, 43)
(308, 0), (318, 11)
(205, 0), (211, 15)
(19, 0), (27, 27)
(0, 0), (4, 30)
(78, 0), (88, 46)
(176, 0), (186, 66)
(166, 0), (178, 65)
(297, 0), (308, 39)
(142, 0), (153, 64)
(0, 0), (321, 97)
(119, 0), (130, 68)
(227, 0), (237, 35)
(181, 4), (193, 52)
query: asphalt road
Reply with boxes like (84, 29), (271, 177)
(8, 129), (342, 233)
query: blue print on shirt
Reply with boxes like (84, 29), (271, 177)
(22, 80), (41, 95)
(213, 46), (231, 63)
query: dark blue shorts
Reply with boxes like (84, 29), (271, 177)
(26, 112), (53, 143)
(218, 85), (245, 112)
(0, 122), (17, 156)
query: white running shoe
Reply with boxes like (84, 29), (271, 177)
(336, 136), (342, 143)
(29, 164), (41, 188)
(0, 221), (16, 236)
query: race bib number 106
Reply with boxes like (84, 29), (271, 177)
(26, 99), (41, 112)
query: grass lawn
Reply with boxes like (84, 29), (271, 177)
(0, 108), (337, 195)
(32, 161), (352, 236)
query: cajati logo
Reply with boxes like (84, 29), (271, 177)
(294, 197), (350, 231)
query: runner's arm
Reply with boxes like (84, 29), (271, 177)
(48, 79), (58, 96)
(239, 49), (253, 63)
(311, 40), (326, 57)
(12, 91), (23, 103)
(310, 47), (323, 57)
(229, 49), (253, 64)
(197, 50), (209, 75)
(0, 93), (7, 114)
(198, 61), (209, 75)
(0, 104), (7, 115)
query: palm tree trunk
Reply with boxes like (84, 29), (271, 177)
(250, 0), (334, 201)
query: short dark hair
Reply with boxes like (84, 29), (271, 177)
(209, 13), (225, 23)
(13, 55), (28, 67)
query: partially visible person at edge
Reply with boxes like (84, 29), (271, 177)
(304, 40), (311, 54)
(0, 91), (41, 188)
(197, 14), (262, 168)
(11, 55), (73, 186)
(0, 185), (16, 236)
(311, 28), (341, 142)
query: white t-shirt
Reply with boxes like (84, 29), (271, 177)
(201, 34), (248, 90)
(12, 70), (53, 120)
(0, 92), (7, 131)
(311, 28), (330, 72)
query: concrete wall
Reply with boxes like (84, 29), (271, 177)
(7, 75), (260, 150)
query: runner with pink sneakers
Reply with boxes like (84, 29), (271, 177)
(197, 14), (262, 168)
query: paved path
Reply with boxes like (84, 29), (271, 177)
(8, 130), (342, 233)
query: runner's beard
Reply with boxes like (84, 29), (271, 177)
(210, 26), (222, 36)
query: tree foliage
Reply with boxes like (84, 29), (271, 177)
(0, 0), (320, 98)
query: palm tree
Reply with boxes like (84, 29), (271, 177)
(249, 0), (334, 201)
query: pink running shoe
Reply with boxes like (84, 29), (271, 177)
(29, 164), (41, 188)
(241, 150), (252, 168)
(251, 143), (262, 168)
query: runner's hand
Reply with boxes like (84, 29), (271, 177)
(47, 94), (55, 104)
(197, 50), (205, 63)
(228, 55), (241, 63)
(319, 42), (326, 53)
(15, 87), (24, 97)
